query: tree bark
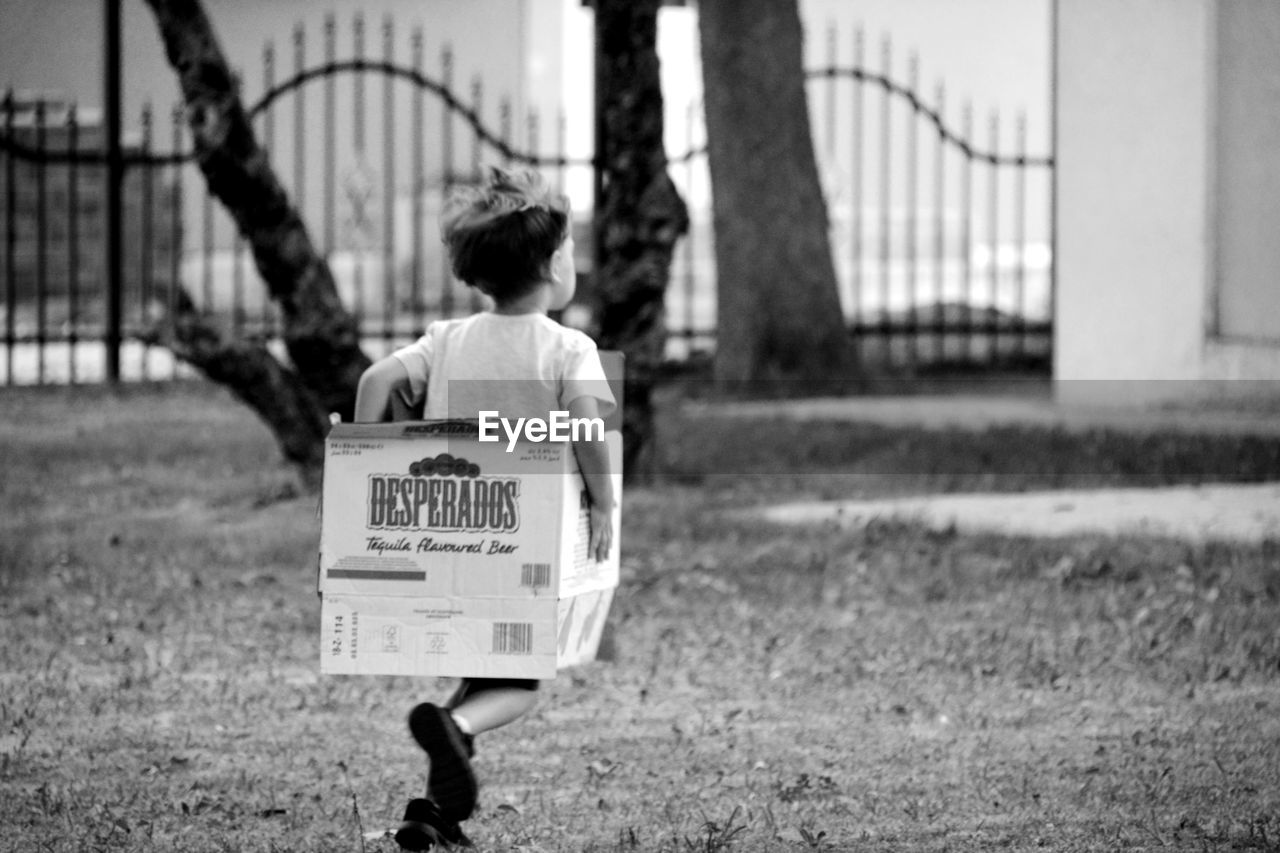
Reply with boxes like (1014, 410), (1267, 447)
(593, 0), (689, 479)
(698, 0), (854, 390)
(147, 291), (329, 491)
(143, 0), (370, 420)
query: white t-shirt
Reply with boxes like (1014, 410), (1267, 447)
(392, 312), (616, 421)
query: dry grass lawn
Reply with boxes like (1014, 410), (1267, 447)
(1, 382), (1278, 852)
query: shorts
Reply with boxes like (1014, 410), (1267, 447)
(446, 678), (540, 707)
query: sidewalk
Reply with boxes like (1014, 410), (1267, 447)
(701, 392), (1280, 544)
(757, 483), (1280, 544)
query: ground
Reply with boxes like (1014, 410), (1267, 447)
(1, 381), (1278, 852)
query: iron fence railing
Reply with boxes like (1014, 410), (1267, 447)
(0, 14), (1052, 386)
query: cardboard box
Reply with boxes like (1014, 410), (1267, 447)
(318, 412), (621, 680)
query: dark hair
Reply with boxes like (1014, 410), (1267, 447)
(440, 166), (570, 302)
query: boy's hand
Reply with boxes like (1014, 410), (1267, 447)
(589, 504), (613, 563)
(569, 395), (614, 563)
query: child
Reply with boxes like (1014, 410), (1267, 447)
(353, 167), (616, 850)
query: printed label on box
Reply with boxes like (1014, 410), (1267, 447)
(318, 420), (621, 678)
(320, 593), (566, 678)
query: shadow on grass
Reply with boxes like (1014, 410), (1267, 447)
(651, 411), (1280, 503)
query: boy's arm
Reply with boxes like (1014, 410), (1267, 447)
(354, 357), (414, 423)
(568, 395), (615, 563)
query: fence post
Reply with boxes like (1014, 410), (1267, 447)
(591, 5), (604, 288)
(104, 0), (124, 383)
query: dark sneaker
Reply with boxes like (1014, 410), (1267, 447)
(394, 798), (473, 850)
(408, 703), (479, 821)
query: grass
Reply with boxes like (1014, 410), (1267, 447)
(2, 381), (1279, 852)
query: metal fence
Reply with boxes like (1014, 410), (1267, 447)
(666, 25), (1054, 371)
(0, 14), (1053, 386)
(821, 26), (1053, 373)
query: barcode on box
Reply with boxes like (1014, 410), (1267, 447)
(521, 563), (551, 588)
(492, 622), (533, 655)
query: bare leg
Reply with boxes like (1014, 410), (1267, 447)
(406, 679), (539, 825)
(448, 685), (539, 735)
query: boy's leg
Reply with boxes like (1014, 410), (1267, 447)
(446, 678), (540, 735)
(407, 679), (539, 823)
(408, 702), (479, 822)
(395, 799), (473, 850)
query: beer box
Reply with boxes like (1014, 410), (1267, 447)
(318, 417), (621, 679)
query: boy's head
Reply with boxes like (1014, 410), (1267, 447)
(441, 166), (571, 303)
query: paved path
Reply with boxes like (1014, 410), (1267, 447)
(705, 393), (1280, 543)
(759, 483), (1280, 544)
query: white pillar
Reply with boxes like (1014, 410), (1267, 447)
(1053, 0), (1280, 405)
(1053, 0), (1215, 403)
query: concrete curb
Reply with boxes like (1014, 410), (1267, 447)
(687, 395), (1280, 437)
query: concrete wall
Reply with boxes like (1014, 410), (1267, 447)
(1054, 0), (1280, 403)
(0, 0), (569, 133)
(1053, 0), (1213, 395)
(1213, 0), (1280, 345)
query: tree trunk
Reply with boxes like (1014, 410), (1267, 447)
(698, 0), (854, 390)
(146, 290), (329, 491)
(143, 0), (370, 421)
(593, 0), (689, 479)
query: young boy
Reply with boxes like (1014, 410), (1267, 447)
(353, 167), (616, 850)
